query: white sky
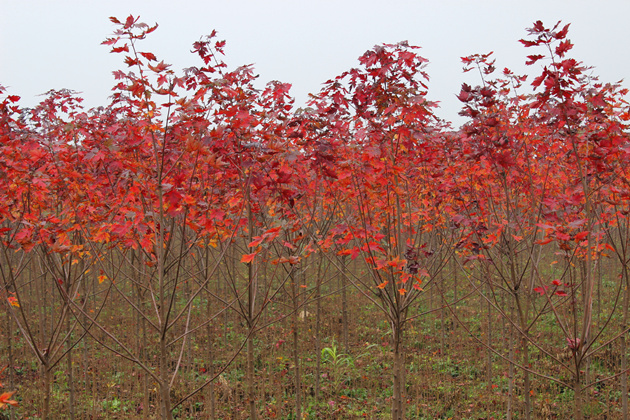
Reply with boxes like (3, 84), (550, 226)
(2, 0), (629, 128)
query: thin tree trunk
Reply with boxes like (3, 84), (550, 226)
(39, 262), (52, 420)
(159, 338), (174, 420)
(291, 269), (302, 419)
(522, 338), (532, 420)
(341, 255), (349, 354)
(576, 146), (593, 420)
(142, 306), (149, 419)
(574, 373), (583, 420)
(42, 365), (52, 420)
(391, 320), (404, 420)
(206, 264), (216, 419)
(137, 252), (150, 420)
(507, 299), (515, 420)
(66, 313), (76, 420)
(315, 258), (322, 401)
(516, 293), (532, 420)
(440, 268), (445, 355)
(225, 245), (232, 350)
(486, 283), (492, 394)
(622, 263), (629, 420)
(6, 301), (14, 420)
(246, 331), (256, 419)
(246, 199), (257, 420)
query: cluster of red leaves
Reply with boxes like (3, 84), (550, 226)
(453, 21), (629, 295)
(0, 16), (628, 315)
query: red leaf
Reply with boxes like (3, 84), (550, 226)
(322, 166), (338, 179)
(148, 61), (170, 73)
(555, 290), (567, 296)
(555, 40), (573, 57)
(248, 237), (264, 248)
(591, 94), (606, 108)
(457, 87), (472, 102)
(124, 15), (136, 29)
(350, 247), (360, 260)
(556, 232), (570, 241)
(554, 23), (570, 40)
(101, 38), (119, 45)
(533, 286), (546, 296)
(525, 55), (545, 65)
(567, 337), (581, 350)
(533, 20), (545, 32)
(208, 209), (225, 222)
(140, 52), (157, 61)
(532, 73), (546, 88)
(124, 56), (140, 67)
(519, 39), (539, 48)
(536, 223), (555, 231)
(111, 45), (129, 54)
(574, 231), (589, 241)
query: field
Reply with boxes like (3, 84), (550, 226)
(1, 250), (627, 419)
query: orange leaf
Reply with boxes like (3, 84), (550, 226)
(386, 256), (405, 270)
(0, 391), (18, 408)
(374, 258), (387, 270)
(183, 194), (196, 205)
(248, 237), (264, 248)
(377, 281), (388, 289)
(241, 253), (257, 263)
(400, 272), (411, 284)
(98, 275), (107, 284)
(398, 288), (407, 295)
(574, 231), (589, 241)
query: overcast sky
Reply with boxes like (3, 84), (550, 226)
(2, 1), (630, 128)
